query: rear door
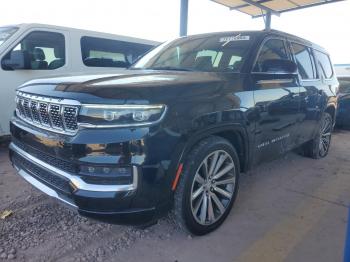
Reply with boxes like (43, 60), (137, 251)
(251, 37), (301, 165)
(289, 42), (321, 144)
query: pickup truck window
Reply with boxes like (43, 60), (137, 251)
(133, 35), (254, 72)
(81, 36), (153, 68)
(0, 27), (18, 47)
(339, 77), (350, 94)
(2, 31), (65, 70)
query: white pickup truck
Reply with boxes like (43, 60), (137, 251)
(0, 23), (158, 138)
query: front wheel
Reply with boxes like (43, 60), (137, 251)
(302, 112), (333, 159)
(174, 136), (240, 235)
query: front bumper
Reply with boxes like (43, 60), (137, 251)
(9, 142), (155, 224)
(9, 113), (184, 224)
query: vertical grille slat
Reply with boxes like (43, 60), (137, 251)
(23, 99), (32, 120)
(30, 101), (41, 123)
(63, 106), (78, 131)
(15, 92), (80, 135)
(39, 103), (50, 126)
(49, 104), (63, 129)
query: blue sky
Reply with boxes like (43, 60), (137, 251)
(1, 0), (349, 63)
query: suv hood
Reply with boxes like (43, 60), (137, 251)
(18, 70), (235, 105)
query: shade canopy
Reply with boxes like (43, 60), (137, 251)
(211, 0), (345, 17)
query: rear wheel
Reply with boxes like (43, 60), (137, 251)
(174, 136), (240, 235)
(302, 112), (333, 159)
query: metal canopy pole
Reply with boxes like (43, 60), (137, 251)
(180, 0), (189, 36)
(265, 11), (272, 30)
(230, 0), (279, 30)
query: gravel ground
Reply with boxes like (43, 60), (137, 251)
(1, 131), (350, 262)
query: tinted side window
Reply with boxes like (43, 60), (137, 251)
(81, 36), (153, 68)
(254, 39), (288, 72)
(1, 31), (65, 70)
(291, 43), (316, 79)
(338, 78), (350, 94)
(315, 50), (333, 79)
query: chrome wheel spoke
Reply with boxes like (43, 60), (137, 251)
(214, 186), (233, 199)
(193, 193), (204, 215)
(194, 173), (205, 185)
(192, 186), (204, 200)
(208, 151), (219, 176)
(215, 177), (235, 186)
(202, 158), (209, 178)
(211, 192), (225, 214)
(200, 194), (208, 224)
(322, 132), (331, 137)
(213, 163), (235, 180)
(207, 195), (215, 222)
(212, 154), (228, 176)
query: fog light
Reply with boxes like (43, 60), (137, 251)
(103, 167), (111, 174)
(80, 165), (132, 177)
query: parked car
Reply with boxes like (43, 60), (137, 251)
(9, 30), (338, 235)
(0, 23), (159, 138)
(336, 76), (350, 128)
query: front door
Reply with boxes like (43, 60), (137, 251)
(250, 38), (301, 165)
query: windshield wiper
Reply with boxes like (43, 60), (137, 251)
(146, 66), (195, 72)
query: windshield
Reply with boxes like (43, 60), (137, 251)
(133, 33), (254, 72)
(0, 27), (18, 47)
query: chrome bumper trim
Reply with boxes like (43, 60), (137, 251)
(15, 166), (77, 208)
(10, 142), (138, 192)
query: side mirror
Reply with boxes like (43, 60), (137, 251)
(1, 50), (31, 70)
(261, 59), (297, 74)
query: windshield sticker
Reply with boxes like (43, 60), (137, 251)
(220, 34), (250, 46)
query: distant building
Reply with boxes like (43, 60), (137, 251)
(335, 64), (350, 77)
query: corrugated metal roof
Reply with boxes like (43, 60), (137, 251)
(212, 0), (345, 17)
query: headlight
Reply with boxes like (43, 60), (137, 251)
(79, 104), (167, 128)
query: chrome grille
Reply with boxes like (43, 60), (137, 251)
(15, 92), (80, 135)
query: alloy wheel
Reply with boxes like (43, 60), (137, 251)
(319, 115), (332, 157)
(190, 150), (236, 225)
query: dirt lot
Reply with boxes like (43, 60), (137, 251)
(1, 131), (350, 262)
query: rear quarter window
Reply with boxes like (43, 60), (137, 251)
(315, 50), (334, 79)
(291, 43), (317, 80)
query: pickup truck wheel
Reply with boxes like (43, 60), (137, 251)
(302, 112), (333, 159)
(174, 136), (240, 235)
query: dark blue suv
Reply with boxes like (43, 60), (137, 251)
(9, 30), (338, 235)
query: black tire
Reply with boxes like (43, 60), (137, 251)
(174, 136), (240, 235)
(302, 112), (333, 159)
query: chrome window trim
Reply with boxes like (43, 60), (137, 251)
(17, 92), (81, 106)
(10, 142), (138, 193)
(256, 79), (294, 85)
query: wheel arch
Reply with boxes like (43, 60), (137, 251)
(325, 104), (336, 124)
(178, 124), (250, 174)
